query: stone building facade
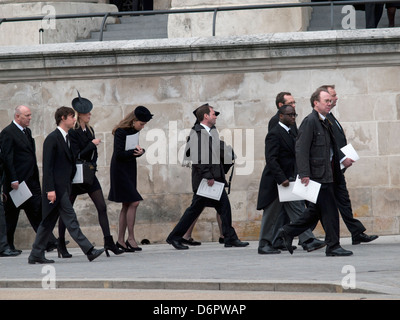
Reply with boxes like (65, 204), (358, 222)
(0, 3), (399, 248)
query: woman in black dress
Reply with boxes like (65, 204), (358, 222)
(57, 92), (124, 258)
(108, 106), (153, 252)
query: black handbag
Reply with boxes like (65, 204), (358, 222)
(73, 151), (96, 186)
(76, 160), (96, 185)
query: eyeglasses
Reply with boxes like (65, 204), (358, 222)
(283, 113), (298, 118)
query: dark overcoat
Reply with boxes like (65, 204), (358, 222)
(256, 124), (297, 210)
(108, 127), (143, 203)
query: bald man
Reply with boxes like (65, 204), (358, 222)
(0, 106), (57, 252)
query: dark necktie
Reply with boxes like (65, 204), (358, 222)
(66, 134), (70, 148)
(23, 128), (34, 146)
(288, 129), (296, 140)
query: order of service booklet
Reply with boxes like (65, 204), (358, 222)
(196, 178), (225, 201)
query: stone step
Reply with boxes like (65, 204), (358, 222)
(78, 14), (168, 42)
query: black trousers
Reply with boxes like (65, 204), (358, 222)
(283, 183), (340, 250)
(167, 190), (238, 243)
(5, 177), (57, 249)
(335, 173), (366, 237)
(30, 192), (93, 258)
(0, 199), (9, 253)
(365, 3), (384, 28)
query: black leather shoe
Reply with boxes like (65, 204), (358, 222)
(258, 245), (280, 254)
(10, 247), (22, 254)
(352, 233), (379, 245)
(87, 248), (105, 261)
(278, 228), (294, 254)
(302, 239), (326, 252)
(181, 238), (201, 246)
(274, 244), (297, 251)
(0, 248), (21, 257)
(326, 246), (353, 256)
(166, 239), (189, 250)
(224, 239), (249, 247)
(28, 255), (55, 264)
(218, 237), (224, 244)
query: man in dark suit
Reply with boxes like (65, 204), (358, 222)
(0, 105), (57, 252)
(257, 105), (325, 254)
(28, 107), (104, 264)
(279, 88), (353, 256)
(267, 92), (297, 250)
(0, 147), (20, 257)
(166, 104), (249, 250)
(321, 85), (378, 245)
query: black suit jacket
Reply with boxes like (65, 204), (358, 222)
(257, 124), (297, 210)
(0, 122), (39, 192)
(296, 110), (342, 184)
(187, 124), (227, 193)
(326, 112), (347, 160)
(42, 128), (76, 217)
(68, 126), (98, 164)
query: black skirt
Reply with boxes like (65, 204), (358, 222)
(71, 174), (102, 196)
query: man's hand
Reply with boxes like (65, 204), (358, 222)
(11, 182), (19, 190)
(281, 179), (290, 187)
(301, 177), (310, 186)
(47, 191), (56, 204)
(207, 179), (215, 187)
(342, 158), (355, 169)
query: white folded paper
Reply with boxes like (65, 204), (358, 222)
(9, 181), (32, 208)
(125, 132), (140, 151)
(196, 178), (225, 201)
(292, 176), (321, 204)
(340, 143), (360, 169)
(277, 182), (304, 202)
(72, 163), (84, 184)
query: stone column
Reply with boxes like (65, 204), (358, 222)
(0, 1), (118, 46)
(168, 0), (312, 38)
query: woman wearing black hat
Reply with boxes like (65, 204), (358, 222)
(108, 106), (153, 252)
(57, 92), (124, 258)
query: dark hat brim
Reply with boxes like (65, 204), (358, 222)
(71, 97), (93, 114)
(134, 106), (153, 122)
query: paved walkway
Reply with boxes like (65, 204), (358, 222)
(0, 235), (399, 300)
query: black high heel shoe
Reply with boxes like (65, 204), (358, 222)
(104, 236), (124, 257)
(126, 240), (142, 252)
(116, 241), (135, 253)
(57, 238), (72, 258)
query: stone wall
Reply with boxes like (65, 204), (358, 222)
(0, 28), (399, 248)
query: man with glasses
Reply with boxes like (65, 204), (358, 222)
(257, 105), (325, 254)
(278, 88), (353, 256)
(269, 92), (298, 133)
(320, 85), (378, 245)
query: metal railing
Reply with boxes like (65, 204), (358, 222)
(0, 1), (397, 42)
